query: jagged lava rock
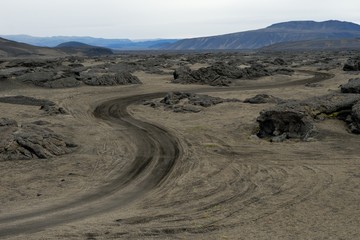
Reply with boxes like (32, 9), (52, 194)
(341, 78), (360, 93)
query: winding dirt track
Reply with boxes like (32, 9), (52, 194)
(0, 71), (333, 238)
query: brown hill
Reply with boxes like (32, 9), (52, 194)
(0, 37), (64, 57)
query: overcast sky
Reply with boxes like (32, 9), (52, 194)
(1, 0), (360, 39)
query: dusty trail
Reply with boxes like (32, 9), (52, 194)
(0, 71), (334, 238)
(0, 92), (181, 237)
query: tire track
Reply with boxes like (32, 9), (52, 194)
(0, 70), (333, 238)
(0, 93), (181, 238)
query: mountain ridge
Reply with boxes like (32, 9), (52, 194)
(165, 20), (360, 50)
(0, 35), (179, 50)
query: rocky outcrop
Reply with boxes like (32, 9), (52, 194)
(145, 92), (240, 113)
(348, 101), (360, 133)
(343, 57), (360, 71)
(173, 63), (271, 86)
(257, 109), (315, 141)
(244, 94), (283, 104)
(172, 63), (291, 86)
(40, 105), (67, 115)
(173, 66), (231, 86)
(82, 72), (141, 86)
(17, 72), (81, 88)
(256, 93), (360, 141)
(0, 119), (77, 161)
(0, 95), (55, 106)
(341, 78), (360, 93)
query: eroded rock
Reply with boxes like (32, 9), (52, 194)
(173, 63), (291, 86)
(256, 93), (360, 141)
(82, 72), (141, 86)
(244, 94), (282, 104)
(348, 101), (360, 133)
(343, 57), (360, 71)
(257, 109), (316, 141)
(0, 119), (77, 161)
(147, 92), (240, 113)
(341, 78), (360, 93)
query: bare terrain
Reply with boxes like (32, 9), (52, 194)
(0, 51), (359, 240)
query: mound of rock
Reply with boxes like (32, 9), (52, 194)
(40, 104), (67, 115)
(17, 72), (80, 88)
(6, 59), (60, 68)
(0, 95), (55, 106)
(348, 102), (360, 133)
(273, 58), (286, 66)
(0, 95), (67, 115)
(343, 57), (360, 71)
(172, 63), (291, 86)
(0, 118), (77, 161)
(256, 93), (360, 141)
(341, 78), (360, 93)
(257, 109), (315, 142)
(244, 94), (283, 104)
(145, 92), (240, 113)
(173, 66), (231, 86)
(82, 72), (141, 86)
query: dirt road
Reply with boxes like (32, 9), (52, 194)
(2, 69), (359, 240)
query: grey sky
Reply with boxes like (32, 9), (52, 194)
(1, 0), (360, 39)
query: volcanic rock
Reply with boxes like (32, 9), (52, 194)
(256, 93), (360, 141)
(40, 105), (67, 115)
(17, 72), (81, 88)
(0, 95), (55, 106)
(343, 57), (360, 71)
(348, 101), (360, 133)
(257, 108), (316, 141)
(341, 78), (360, 93)
(173, 63), (278, 86)
(0, 119), (77, 161)
(149, 92), (240, 113)
(244, 94), (282, 104)
(82, 72), (141, 86)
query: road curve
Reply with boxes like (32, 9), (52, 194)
(0, 92), (181, 238)
(0, 71), (333, 238)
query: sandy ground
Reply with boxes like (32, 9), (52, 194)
(0, 61), (360, 239)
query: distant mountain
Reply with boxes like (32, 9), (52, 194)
(0, 37), (64, 57)
(55, 41), (113, 56)
(261, 38), (360, 51)
(0, 35), (179, 50)
(165, 20), (360, 50)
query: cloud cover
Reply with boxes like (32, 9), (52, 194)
(1, 0), (359, 39)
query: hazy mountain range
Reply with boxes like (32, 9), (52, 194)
(0, 35), (179, 50)
(165, 20), (360, 50)
(1, 20), (360, 53)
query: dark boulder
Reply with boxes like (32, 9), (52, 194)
(244, 94), (282, 104)
(348, 101), (360, 134)
(273, 58), (286, 65)
(257, 109), (315, 141)
(40, 105), (67, 115)
(341, 78), (360, 93)
(0, 120), (77, 161)
(343, 57), (360, 71)
(256, 93), (360, 141)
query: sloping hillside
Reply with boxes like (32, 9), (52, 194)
(55, 41), (113, 56)
(0, 37), (63, 57)
(165, 20), (360, 50)
(260, 38), (360, 51)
